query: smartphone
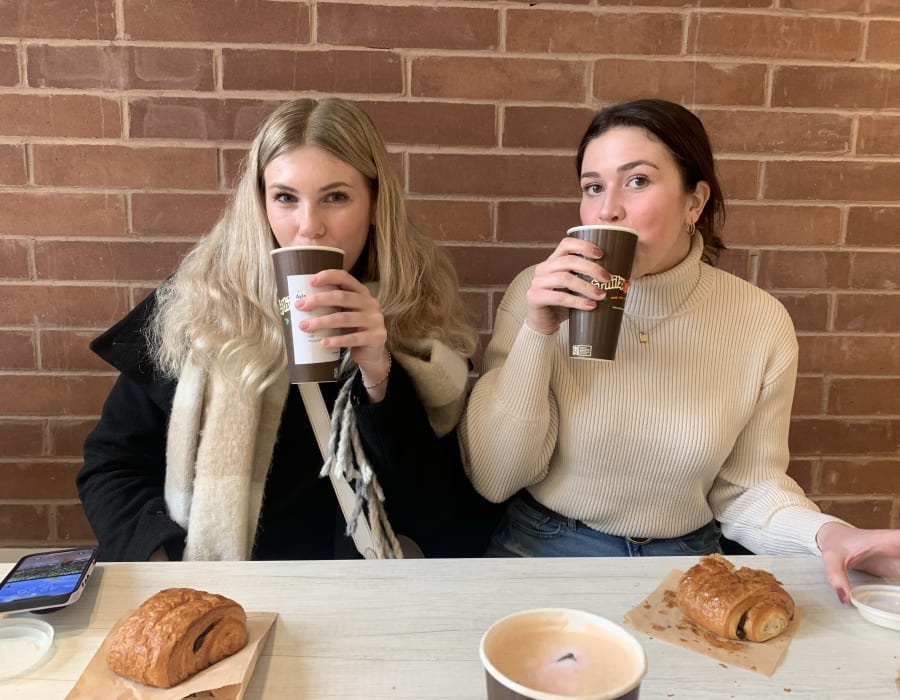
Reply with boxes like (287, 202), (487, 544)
(0, 547), (97, 614)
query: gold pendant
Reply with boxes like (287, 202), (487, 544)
(639, 331), (649, 344)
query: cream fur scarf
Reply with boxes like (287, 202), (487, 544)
(164, 339), (469, 561)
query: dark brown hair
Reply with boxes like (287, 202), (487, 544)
(576, 99), (725, 264)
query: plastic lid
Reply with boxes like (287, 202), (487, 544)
(849, 584), (900, 631)
(0, 617), (55, 679)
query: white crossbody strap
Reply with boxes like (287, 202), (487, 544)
(297, 383), (378, 559)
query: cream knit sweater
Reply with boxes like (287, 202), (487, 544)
(461, 236), (843, 555)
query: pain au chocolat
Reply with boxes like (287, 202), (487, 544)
(106, 587), (248, 688)
(675, 554), (795, 643)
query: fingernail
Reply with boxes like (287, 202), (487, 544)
(299, 320), (310, 331)
(294, 298), (305, 309)
(837, 588), (848, 604)
(592, 246), (603, 258)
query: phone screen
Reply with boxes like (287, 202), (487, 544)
(0, 547), (97, 611)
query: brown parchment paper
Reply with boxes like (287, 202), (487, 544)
(65, 611), (277, 700)
(623, 570), (802, 677)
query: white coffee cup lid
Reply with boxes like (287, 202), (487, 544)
(0, 617), (55, 679)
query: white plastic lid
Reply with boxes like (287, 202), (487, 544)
(0, 617), (55, 679)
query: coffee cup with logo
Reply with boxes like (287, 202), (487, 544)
(480, 608), (647, 700)
(271, 245), (344, 383)
(566, 225), (638, 361)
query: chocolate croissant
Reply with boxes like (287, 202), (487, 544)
(675, 554), (794, 642)
(107, 587), (248, 688)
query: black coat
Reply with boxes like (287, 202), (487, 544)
(77, 293), (503, 561)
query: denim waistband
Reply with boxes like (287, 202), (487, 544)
(517, 490), (713, 545)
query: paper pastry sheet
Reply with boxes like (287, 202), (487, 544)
(623, 569), (801, 677)
(65, 611), (277, 700)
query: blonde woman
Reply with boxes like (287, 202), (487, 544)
(78, 98), (501, 562)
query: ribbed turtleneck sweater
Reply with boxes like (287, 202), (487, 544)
(461, 235), (842, 554)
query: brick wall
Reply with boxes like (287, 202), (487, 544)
(1, 0), (897, 547)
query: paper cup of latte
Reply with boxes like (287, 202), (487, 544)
(566, 225), (638, 362)
(271, 245), (344, 383)
(480, 608), (646, 700)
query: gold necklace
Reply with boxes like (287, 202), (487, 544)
(626, 273), (703, 344)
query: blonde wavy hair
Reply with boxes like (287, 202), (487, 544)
(149, 97), (476, 391)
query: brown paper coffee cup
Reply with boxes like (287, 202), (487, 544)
(480, 608), (646, 700)
(271, 245), (344, 383)
(567, 225), (638, 361)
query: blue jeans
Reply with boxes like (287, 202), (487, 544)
(485, 493), (723, 558)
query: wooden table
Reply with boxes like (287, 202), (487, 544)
(1, 555), (896, 699)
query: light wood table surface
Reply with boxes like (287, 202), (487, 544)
(1, 555), (897, 699)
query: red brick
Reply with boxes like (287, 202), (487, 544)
(223, 49), (401, 94)
(132, 193), (228, 236)
(0, 375), (116, 416)
(504, 0), (590, 3)
(56, 504), (98, 543)
(1, 463), (80, 499)
(774, 294), (829, 332)
(773, 65), (900, 109)
(444, 245), (553, 287)
(33, 145), (217, 190)
(497, 201), (581, 243)
(460, 291), (490, 332)
(715, 248), (751, 281)
(846, 207), (900, 247)
(360, 101), (496, 148)
(716, 160), (760, 201)
(0, 144), (26, 185)
(834, 295), (900, 333)
(787, 459), (816, 494)
(789, 418), (900, 455)
(27, 45), (214, 91)
(407, 200), (492, 242)
(0, 0), (115, 40)
(722, 205), (841, 247)
(867, 20), (900, 62)
(811, 499), (894, 529)
(0, 285), (130, 327)
(0, 331), (36, 370)
(857, 115), (900, 157)
(411, 56), (585, 102)
(410, 154), (574, 198)
(792, 375), (824, 415)
(0, 45), (18, 86)
(39, 330), (109, 372)
(508, 9), (682, 55)
(504, 106), (595, 150)
(847, 251), (900, 290)
(129, 97), (277, 141)
(781, 0), (866, 10)
(223, 148), (250, 186)
(123, 0), (309, 43)
(868, 0), (900, 14)
(758, 250), (850, 290)
(0, 239), (29, 278)
(691, 14), (862, 60)
(0, 506), (50, 543)
(0, 193), (126, 236)
(49, 420), (99, 458)
(318, 3), (497, 50)
(601, 0), (768, 5)
(829, 379), (900, 416)
(764, 161), (900, 202)
(0, 94), (121, 138)
(593, 59), (767, 107)
(0, 421), (44, 457)
(34, 241), (193, 282)
(799, 336), (900, 374)
(700, 110), (851, 155)
(820, 460), (900, 496)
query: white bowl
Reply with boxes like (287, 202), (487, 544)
(849, 584), (900, 631)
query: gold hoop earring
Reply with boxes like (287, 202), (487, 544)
(686, 221), (696, 237)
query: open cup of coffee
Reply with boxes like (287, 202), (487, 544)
(567, 225), (638, 362)
(270, 245), (344, 383)
(480, 608), (647, 700)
